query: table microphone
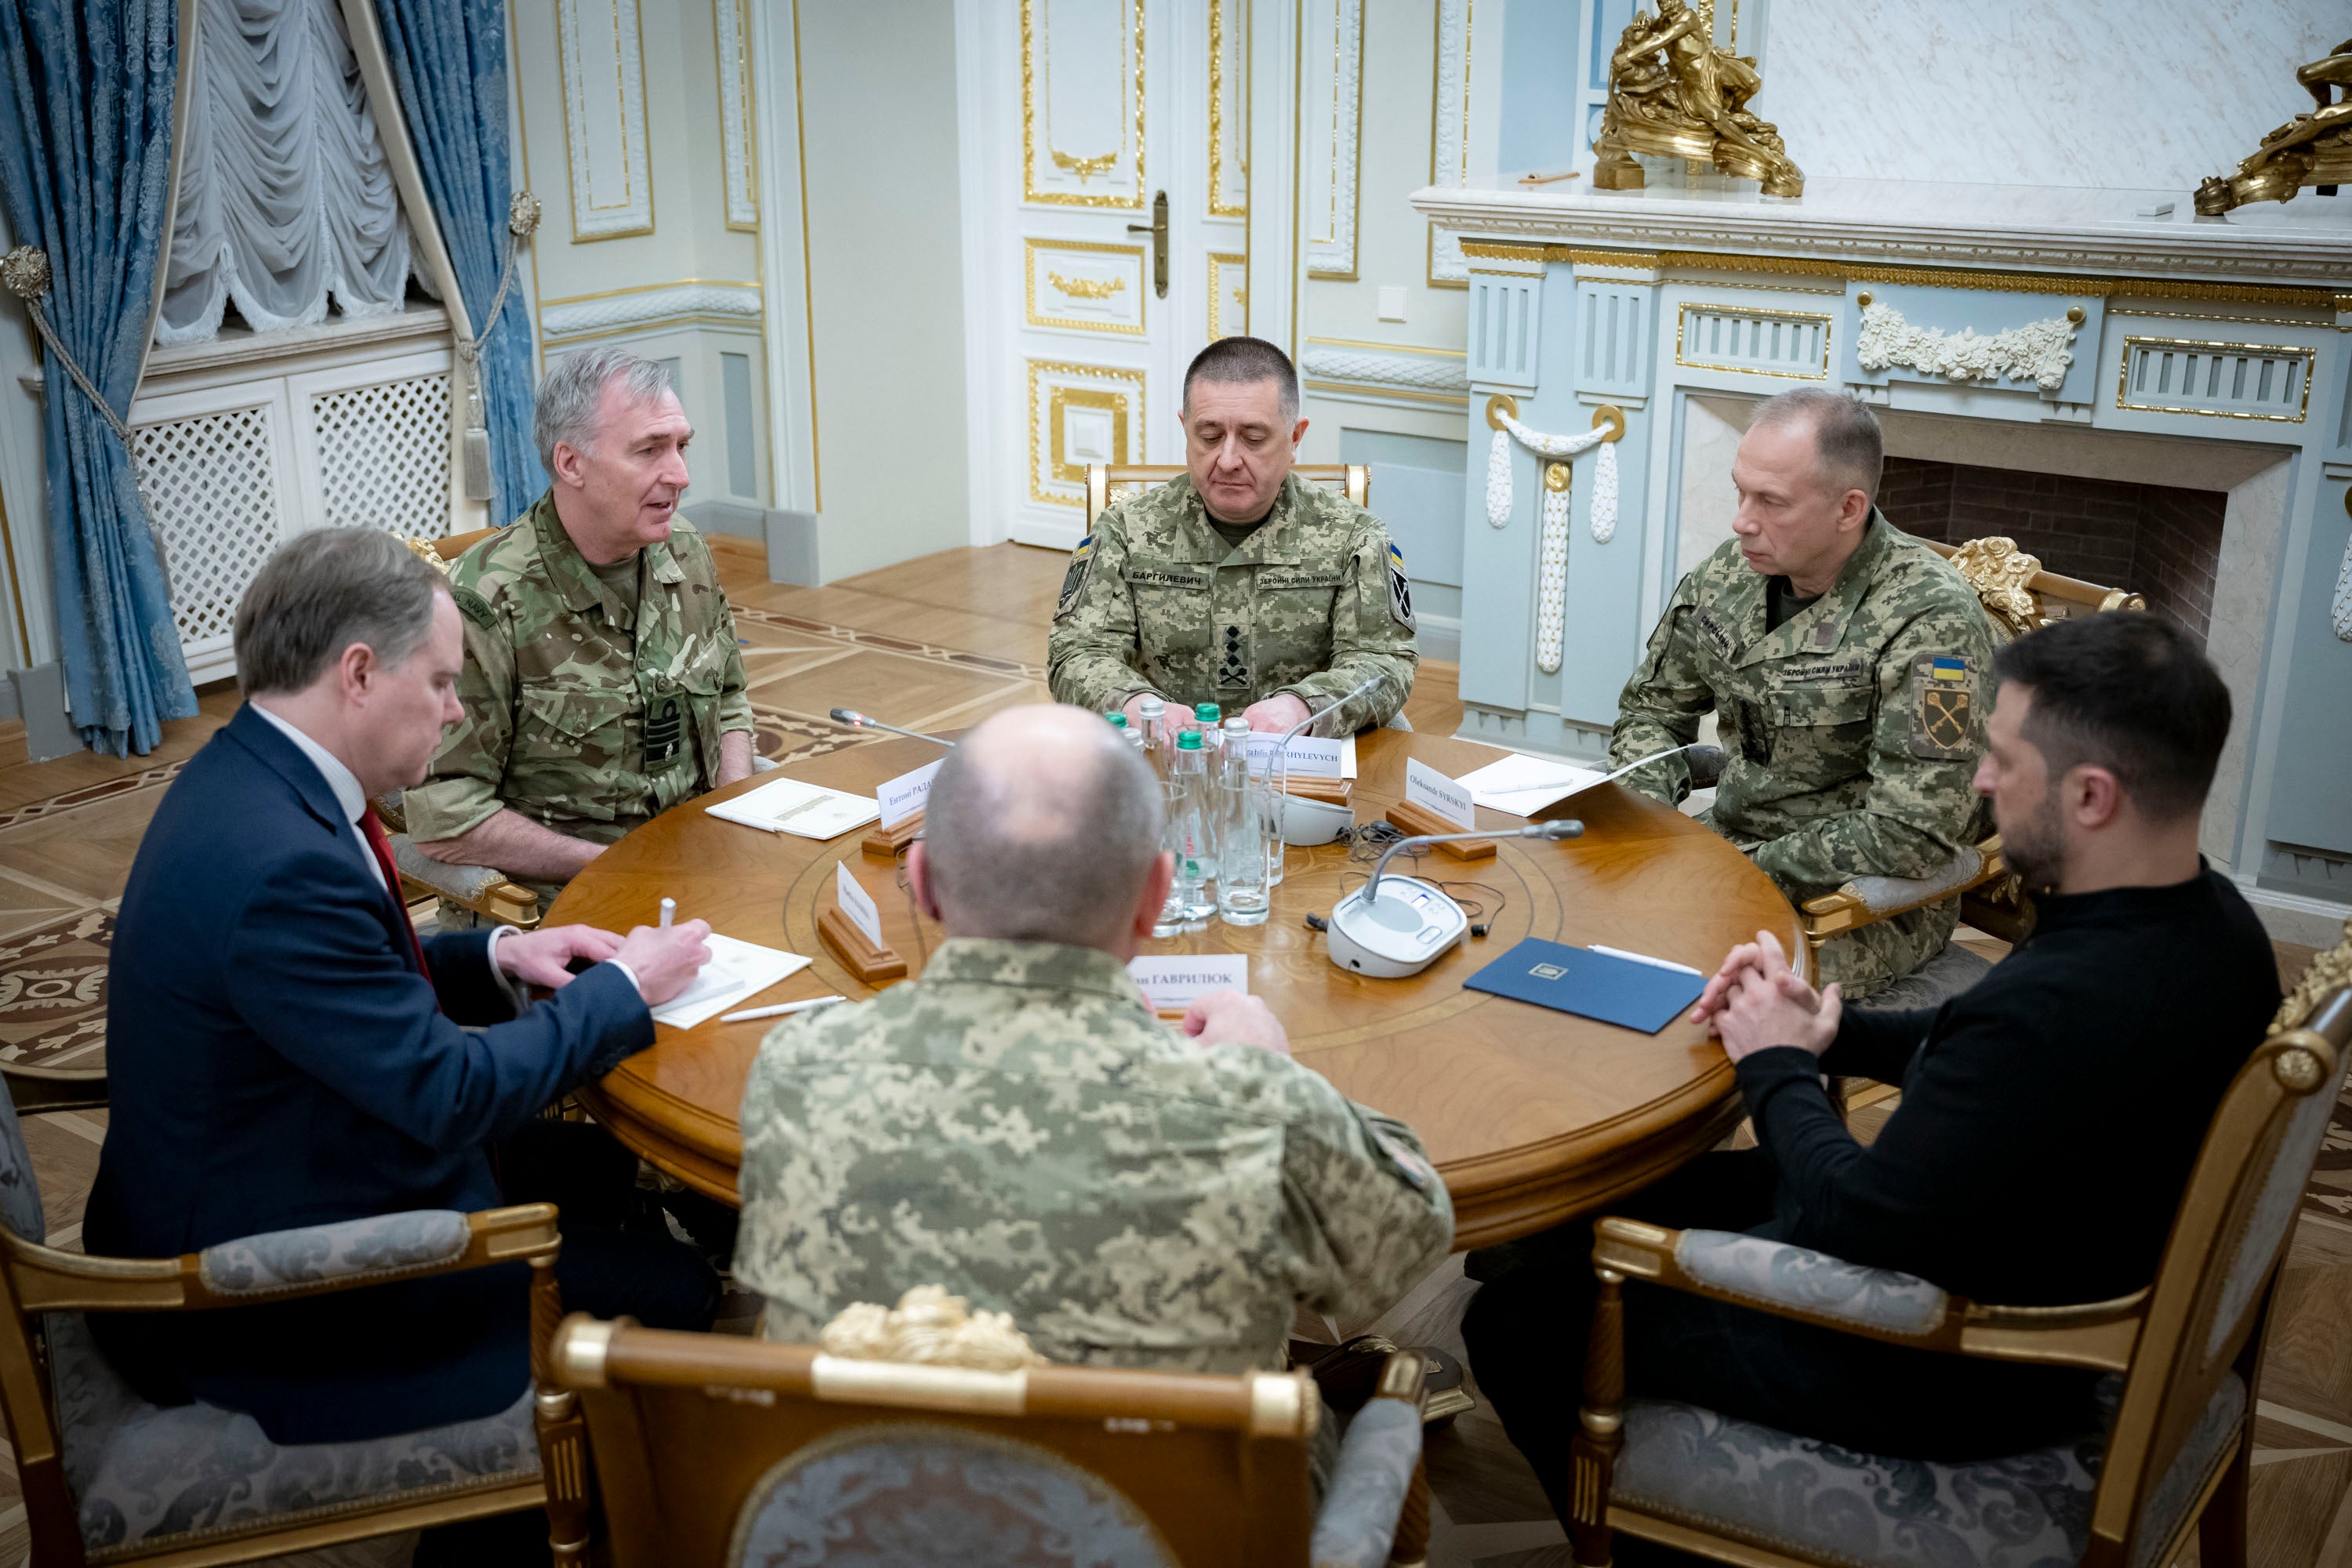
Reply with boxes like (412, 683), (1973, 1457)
(1328, 820), (1584, 979)
(1264, 675), (1384, 845)
(829, 708), (957, 747)
(1363, 818), (1584, 904)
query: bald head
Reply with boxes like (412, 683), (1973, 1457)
(919, 705), (1166, 948)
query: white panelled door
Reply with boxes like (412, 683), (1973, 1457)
(996, 0), (1248, 550)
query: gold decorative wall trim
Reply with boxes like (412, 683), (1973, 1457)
(1023, 238), (1147, 336)
(1021, 0), (1146, 209)
(1207, 0), (1246, 218)
(1027, 359), (1146, 507)
(1455, 242), (2341, 310)
(2115, 336), (2315, 423)
(1305, 335), (1466, 358)
(2108, 307), (2330, 328)
(1458, 241), (1551, 263)
(1302, 379), (1469, 409)
(1207, 251), (1247, 340)
(1675, 302), (1833, 380)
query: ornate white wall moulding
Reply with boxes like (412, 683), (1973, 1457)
(1298, 345), (1470, 394)
(539, 282), (763, 342)
(1425, 0), (1475, 288)
(1302, 0), (1363, 278)
(1854, 301), (2079, 393)
(556, 0), (654, 241)
(2114, 336), (2314, 423)
(713, 0), (758, 231)
(1020, 0), (1145, 210)
(1207, 252), (1247, 339)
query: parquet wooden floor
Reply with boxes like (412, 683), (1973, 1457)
(0, 537), (2338, 1566)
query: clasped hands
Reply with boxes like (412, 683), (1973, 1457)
(1689, 929), (1843, 1065)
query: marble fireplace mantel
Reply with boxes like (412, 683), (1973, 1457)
(1409, 175), (2352, 290)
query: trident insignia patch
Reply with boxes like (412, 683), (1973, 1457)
(1908, 653), (1977, 760)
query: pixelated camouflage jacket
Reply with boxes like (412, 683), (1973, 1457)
(733, 938), (1455, 1370)
(405, 491), (754, 861)
(1610, 514), (1994, 996)
(1047, 472), (1417, 736)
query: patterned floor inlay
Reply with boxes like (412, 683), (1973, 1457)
(0, 909), (109, 1070)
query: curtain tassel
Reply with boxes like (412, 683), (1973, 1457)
(2, 245), (174, 597)
(458, 191), (542, 503)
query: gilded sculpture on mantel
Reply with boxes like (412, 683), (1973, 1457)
(2195, 38), (2352, 216)
(1591, 0), (1803, 198)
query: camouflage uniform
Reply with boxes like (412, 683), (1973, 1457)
(1047, 472), (1417, 736)
(1611, 514), (1994, 996)
(734, 938), (1455, 1371)
(405, 491), (754, 900)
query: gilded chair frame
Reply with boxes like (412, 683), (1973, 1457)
(392, 526), (543, 930)
(0, 1073), (591, 1568)
(1083, 463), (1371, 528)
(553, 1316), (1432, 1568)
(1563, 985), (2352, 1568)
(1796, 538), (2147, 960)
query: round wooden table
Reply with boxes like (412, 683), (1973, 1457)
(550, 729), (1805, 1250)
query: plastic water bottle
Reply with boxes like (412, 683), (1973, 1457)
(1137, 695), (1167, 777)
(1105, 711), (1127, 730)
(1214, 720), (1270, 925)
(1194, 703), (1223, 753)
(1169, 730), (1218, 923)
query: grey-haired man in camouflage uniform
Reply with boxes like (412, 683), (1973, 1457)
(735, 703), (1453, 1370)
(1611, 390), (1994, 1001)
(407, 347), (756, 906)
(1047, 337), (1417, 738)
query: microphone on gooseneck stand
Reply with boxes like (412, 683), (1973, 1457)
(829, 709), (958, 748)
(1270, 673), (1387, 746)
(1325, 819), (1585, 980)
(1363, 819), (1584, 905)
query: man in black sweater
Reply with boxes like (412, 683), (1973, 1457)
(1464, 610), (2280, 1508)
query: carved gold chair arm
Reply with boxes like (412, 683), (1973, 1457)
(0, 1203), (561, 1315)
(1800, 836), (2007, 939)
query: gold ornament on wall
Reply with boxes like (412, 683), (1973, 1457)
(1590, 0), (1803, 198)
(2195, 38), (2352, 216)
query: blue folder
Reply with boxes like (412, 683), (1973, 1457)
(1463, 938), (1705, 1035)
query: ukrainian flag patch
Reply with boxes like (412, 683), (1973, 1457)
(1386, 541), (1414, 630)
(1930, 656), (1969, 681)
(1055, 535), (1094, 619)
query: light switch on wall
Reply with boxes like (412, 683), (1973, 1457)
(1377, 285), (1407, 322)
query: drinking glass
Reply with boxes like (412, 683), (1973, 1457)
(1214, 776), (1271, 925)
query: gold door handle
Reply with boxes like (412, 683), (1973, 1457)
(1125, 190), (1168, 299)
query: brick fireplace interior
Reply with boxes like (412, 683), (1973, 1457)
(1877, 456), (2227, 642)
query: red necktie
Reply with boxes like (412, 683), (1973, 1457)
(361, 806), (433, 984)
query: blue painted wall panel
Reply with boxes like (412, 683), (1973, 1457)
(2260, 475), (2352, 858)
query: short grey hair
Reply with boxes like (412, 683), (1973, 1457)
(1749, 387), (1883, 506)
(1182, 336), (1300, 424)
(533, 346), (676, 473)
(922, 712), (1165, 947)
(233, 529), (450, 696)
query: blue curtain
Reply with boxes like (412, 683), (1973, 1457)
(372, 0), (541, 524)
(0, 0), (194, 757)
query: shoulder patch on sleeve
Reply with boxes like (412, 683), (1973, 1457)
(1907, 652), (1979, 760)
(1054, 535), (1094, 622)
(1385, 540), (1415, 631)
(449, 583), (496, 631)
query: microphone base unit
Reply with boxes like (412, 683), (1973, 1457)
(1326, 874), (1470, 979)
(1381, 799), (1496, 859)
(1280, 793), (1356, 846)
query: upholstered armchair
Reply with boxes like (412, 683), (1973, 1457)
(0, 1070), (590, 1566)
(554, 1284), (1433, 1567)
(1559, 975), (2350, 1568)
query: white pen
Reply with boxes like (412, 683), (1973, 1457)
(659, 896), (675, 929)
(720, 994), (848, 1024)
(1591, 943), (1704, 977)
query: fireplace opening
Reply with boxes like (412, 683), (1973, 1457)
(1877, 456), (2227, 644)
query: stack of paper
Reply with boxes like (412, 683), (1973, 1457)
(1456, 753), (1607, 817)
(706, 776), (880, 840)
(649, 933), (814, 1029)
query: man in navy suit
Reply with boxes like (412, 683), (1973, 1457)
(89, 527), (721, 1447)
